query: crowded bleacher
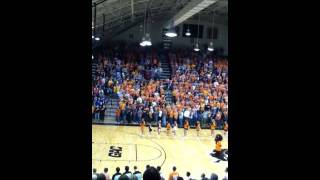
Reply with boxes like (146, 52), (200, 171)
(92, 45), (228, 129)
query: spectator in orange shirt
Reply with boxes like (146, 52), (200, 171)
(168, 166), (179, 180)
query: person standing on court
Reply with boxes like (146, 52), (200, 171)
(133, 166), (142, 180)
(103, 168), (111, 180)
(183, 119), (190, 136)
(123, 166), (132, 179)
(196, 121), (201, 136)
(168, 166), (179, 180)
(156, 166), (165, 180)
(112, 167), (122, 180)
(92, 168), (98, 180)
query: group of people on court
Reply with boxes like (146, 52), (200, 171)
(139, 119), (228, 137)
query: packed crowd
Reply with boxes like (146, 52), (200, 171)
(168, 51), (228, 128)
(92, 49), (165, 122)
(92, 165), (228, 180)
(92, 47), (228, 129)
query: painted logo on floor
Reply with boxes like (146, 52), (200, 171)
(108, 146), (122, 157)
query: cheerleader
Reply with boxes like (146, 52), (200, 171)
(140, 119), (145, 135)
(157, 120), (161, 135)
(148, 123), (153, 135)
(210, 120), (216, 137)
(172, 121), (178, 136)
(183, 120), (190, 136)
(196, 121), (201, 137)
(166, 122), (171, 136)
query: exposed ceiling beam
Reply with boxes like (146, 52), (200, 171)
(165, 0), (219, 27)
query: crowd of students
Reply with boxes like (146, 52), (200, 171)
(92, 47), (228, 130)
(168, 51), (228, 129)
(92, 165), (228, 180)
(92, 49), (164, 122)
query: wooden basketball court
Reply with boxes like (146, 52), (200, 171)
(92, 125), (228, 179)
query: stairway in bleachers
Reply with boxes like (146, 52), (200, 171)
(104, 95), (119, 122)
(159, 53), (174, 105)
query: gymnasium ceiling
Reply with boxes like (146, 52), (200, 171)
(92, 0), (228, 40)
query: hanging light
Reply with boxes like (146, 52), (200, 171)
(194, 43), (200, 51)
(208, 42), (214, 51)
(140, 3), (152, 46)
(92, 35), (94, 39)
(140, 36), (147, 46)
(95, 37), (100, 41)
(185, 28), (191, 36)
(185, 24), (191, 36)
(208, 10), (215, 52)
(92, 55), (94, 59)
(165, 28), (177, 37)
(165, 20), (177, 37)
(194, 13), (201, 52)
(144, 33), (152, 46)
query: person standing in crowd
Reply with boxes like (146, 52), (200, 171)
(127, 107), (133, 124)
(137, 108), (143, 123)
(99, 105), (106, 121)
(94, 105), (100, 120)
